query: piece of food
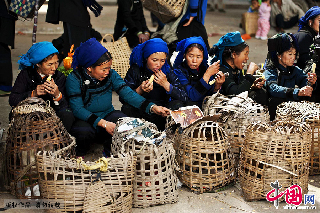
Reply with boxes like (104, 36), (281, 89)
(63, 57), (72, 70)
(47, 75), (52, 82)
(312, 63), (316, 73)
(149, 74), (155, 83)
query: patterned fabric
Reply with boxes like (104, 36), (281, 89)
(9, 0), (36, 18)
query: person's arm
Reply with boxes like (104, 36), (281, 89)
(137, 1), (150, 35)
(118, 0), (139, 35)
(9, 70), (33, 107)
(296, 34), (313, 70)
(295, 66), (309, 87)
(289, 0), (305, 18)
(221, 70), (255, 95)
(66, 73), (103, 128)
(166, 71), (189, 102)
(51, 72), (69, 109)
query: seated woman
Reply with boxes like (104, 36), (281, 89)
(264, 33), (317, 120)
(295, 6), (320, 102)
(172, 36), (225, 107)
(66, 38), (170, 156)
(209, 31), (268, 105)
(9, 41), (74, 132)
(121, 38), (188, 130)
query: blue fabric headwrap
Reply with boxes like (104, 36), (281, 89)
(18, 41), (58, 70)
(211, 31), (244, 64)
(130, 38), (170, 74)
(298, 6), (320, 31)
(173, 36), (208, 69)
(72, 38), (108, 69)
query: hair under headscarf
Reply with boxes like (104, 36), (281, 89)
(173, 36), (208, 69)
(17, 41), (58, 70)
(129, 38), (170, 74)
(72, 38), (108, 70)
(298, 6), (320, 31)
(210, 31), (245, 64)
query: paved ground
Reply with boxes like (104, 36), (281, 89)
(1, 3), (320, 213)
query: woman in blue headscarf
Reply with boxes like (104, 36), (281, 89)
(9, 41), (74, 132)
(264, 33), (317, 120)
(209, 31), (268, 105)
(173, 36), (224, 107)
(295, 6), (320, 102)
(121, 38), (188, 130)
(66, 38), (170, 156)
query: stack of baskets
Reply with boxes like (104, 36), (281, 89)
(37, 142), (136, 212)
(276, 101), (320, 175)
(112, 117), (178, 208)
(174, 116), (235, 193)
(239, 121), (311, 201)
(6, 97), (75, 199)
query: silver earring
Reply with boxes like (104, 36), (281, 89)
(280, 57), (281, 60)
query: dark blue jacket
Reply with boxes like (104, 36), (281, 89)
(173, 62), (216, 104)
(265, 64), (308, 100)
(123, 64), (188, 106)
(66, 68), (154, 128)
(181, 0), (208, 25)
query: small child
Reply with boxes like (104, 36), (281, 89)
(255, 0), (271, 40)
(247, 0), (261, 13)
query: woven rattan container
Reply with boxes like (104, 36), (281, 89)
(241, 12), (258, 35)
(141, 0), (186, 23)
(100, 34), (131, 79)
(277, 101), (320, 175)
(6, 97), (75, 199)
(112, 117), (178, 208)
(175, 117), (235, 193)
(239, 121), (311, 201)
(36, 142), (136, 213)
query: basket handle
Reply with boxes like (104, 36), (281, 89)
(101, 33), (115, 43)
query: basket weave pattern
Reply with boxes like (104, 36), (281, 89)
(242, 12), (258, 35)
(239, 121), (311, 201)
(36, 143), (135, 212)
(112, 117), (178, 208)
(175, 120), (235, 193)
(276, 101), (320, 175)
(6, 98), (74, 199)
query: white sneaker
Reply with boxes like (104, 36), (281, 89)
(261, 36), (268, 40)
(255, 35), (261, 39)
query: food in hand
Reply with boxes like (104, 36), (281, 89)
(47, 75), (52, 82)
(149, 75), (155, 83)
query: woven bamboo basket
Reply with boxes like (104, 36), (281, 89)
(175, 117), (235, 193)
(6, 97), (75, 199)
(141, 0), (186, 23)
(241, 12), (258, 36)
(276, 101), (320, 175)
(36, 142), (136, 213)
(100, 34), (131, 79)
(112, 117), (178, 208)
(239, 121), (311, 201)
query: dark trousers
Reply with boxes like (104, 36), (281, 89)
(0, 42), (13, 91)
(56, 108), (75, 133)
(268, 96), (287, 121)
(62, 22), (91, 58)
(275, 14), (299, 29)
(70, 110), (127, 155)
(249, 88), (269, 106)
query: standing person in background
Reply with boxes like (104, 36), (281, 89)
(114, 0), (151, 48)
(46, 0), (103, 58)
(247, 0), (261, 13)
(208, 0), (226, 12)
(0, 0), (17, 95)
(255, 0), (271, 40)
(271, 0), (304, 33)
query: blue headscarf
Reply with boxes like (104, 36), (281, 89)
(18, 41), (58, 70)
(211, 31), (245, 64)
(129, 38), (170, 74)
(298, 6), (320, 31)
(72, 38), (108, 69)
(173, 36), (208, 69)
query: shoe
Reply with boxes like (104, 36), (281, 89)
(0, 90), (11, 96)
(218, 9), (226, 13)
(261, 36), (268, 40)
(255, 35), (261, 39)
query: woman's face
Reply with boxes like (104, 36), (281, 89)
(37, 54), (59, 76)
(278, 47), (296, 67)
(87, 60), (112, 81)
(232, 46), (249, 70)
(146, 52), (167, 72)
(185, 47), (204, 70)
(310, 15), (320, 33)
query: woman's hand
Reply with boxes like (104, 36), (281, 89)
(308, 73), (317, 85)
(151, 105), (171, 117)
(298, 86), (313, 97)
(183, 16), (194, 27)
(203, 60), (220, 83)
(33, 84), (46, 96)
(246, 62), (259, 75)
(136, 80), (153, 95)
(44, 79), (60, 98)
(213, 71), (226, 91)
(252, 77), (266, 89)
(98, 119), (116, 136)
(154, 70), (171, 92)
